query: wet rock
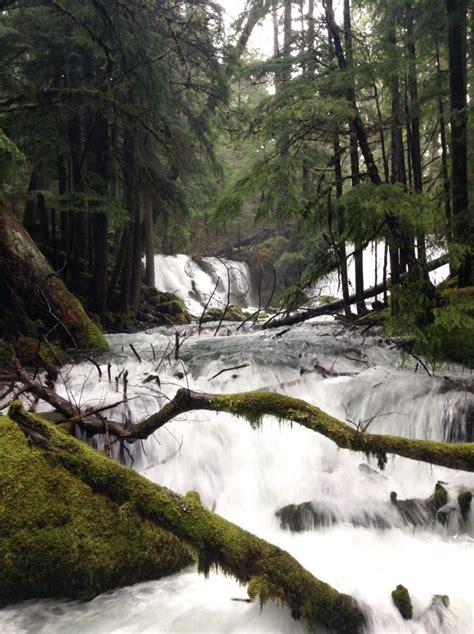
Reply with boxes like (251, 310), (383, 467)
(390, 482), (450, 528)
(458, 490), (472, 521)
(200, 305), (248, 323)
(276, 502), (337, 531)
(276, 501), (390, 531)
(391, 585), (413, 620)
(277, 483), (454, 534)
(359, 463), (387, 480)
(419, 594), (451, 630)
(432, 594), (450, 609)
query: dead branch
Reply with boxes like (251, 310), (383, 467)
(209, 363), (250, 381)
(130, 344), (142, 363)
(263, 255), (447, 330)
(199, 277), (220, 335)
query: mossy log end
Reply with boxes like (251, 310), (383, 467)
(0, 212), (107, 352)
(8, 401), (366, 634)
(0, 412), (192, 605)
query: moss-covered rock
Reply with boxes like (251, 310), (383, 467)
(391, 585), (413, 620)
(201, 305), (248, 323)
(433, 481), (448, 510)
(0, 414), (192, 605)
(147, 291), (192, 324)
(458, 490), (472, 520)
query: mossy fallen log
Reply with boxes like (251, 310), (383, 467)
(15, 373), (474, 472)
(111, 389), (474, 473)
(0, 212), (107, 355)
(7, 401), (366, 634)
(262, 255), (447, 329)
(0, 413), (192, 605)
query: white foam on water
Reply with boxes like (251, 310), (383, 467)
(2, 258), (471, 634)
(154, 255), (252, 315)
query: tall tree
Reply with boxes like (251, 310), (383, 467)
(446, 0), (471, 286)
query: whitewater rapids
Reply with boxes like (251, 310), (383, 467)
(1, 318), (473, 634)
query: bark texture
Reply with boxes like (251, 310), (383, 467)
(0, 212), (107, 351)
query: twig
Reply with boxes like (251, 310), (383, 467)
(64, 400), (128, 426)
(123, 370), (129, 398)
(129, 344), (142, 363)
(83, 355), (103, 379)
(214, 258), (231, 337)
(209, 363), (250, 381)
(199, 277), (220, 335)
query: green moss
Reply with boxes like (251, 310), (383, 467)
(433, 482), (448, 510)
(0, 213), (108, 353)
(10, 336), (67, 368)
(424, 287), (474, 367)
(0, 414), (192, 605)
(56, 287), (108, 350)
(458, 490), (472, 519)
(148, 291), (192, 324)
(247, 575), (283, 606)
(201, 305), (248, 323)
(391, 585), (413, 620)
(204, 390), (474, 472)
(6, 402), (366, 634)
(437, 326), (474, 367)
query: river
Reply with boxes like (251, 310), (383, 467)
(1, 254), (472, 634)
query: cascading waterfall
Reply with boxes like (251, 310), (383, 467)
(154, 255), (253, 315)
(1, 254), (472, 634)
(309, 243), (450, 304)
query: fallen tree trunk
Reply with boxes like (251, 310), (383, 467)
(26, 379), (474, 472)
(0, 211), (107, 352)
(126, 389), (474, 472)
(8, 401), (366, 634)
(262, 255), (448, 329)
(0, 410), (192, 604)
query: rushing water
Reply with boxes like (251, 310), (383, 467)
(2, 252), (473, 634)
(154, 255), (253, 315)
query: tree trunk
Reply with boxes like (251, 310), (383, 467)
(272, 0), (282, 92)
(68, 112), (86, 293)
(436, 44), (452, 236)
(0, 212), (107, 350)
(121, 126), (140, 313)
(344, 0), (366, 315)
(324, 0), (382, 186)
(334, 133), (352, 317)
(107, 228), (125, 309)
(23, 170), (49, 246)
(144, 198), (156, 288)
(263, 255), (447, 329)
(0, 412), (191, 604)
(446, 0), (470, 285)
(88, 112), (110, 322)
(129, 190), (143, 311)
(405, 1), (426, 264)
(57, 154), (69, 252)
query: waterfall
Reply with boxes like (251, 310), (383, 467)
(309, 243), (450, 305)
(3, 320), (473, 634)
(154, 255), (253, 315)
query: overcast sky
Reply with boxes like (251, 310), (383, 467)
(219, 0), (274, 57)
